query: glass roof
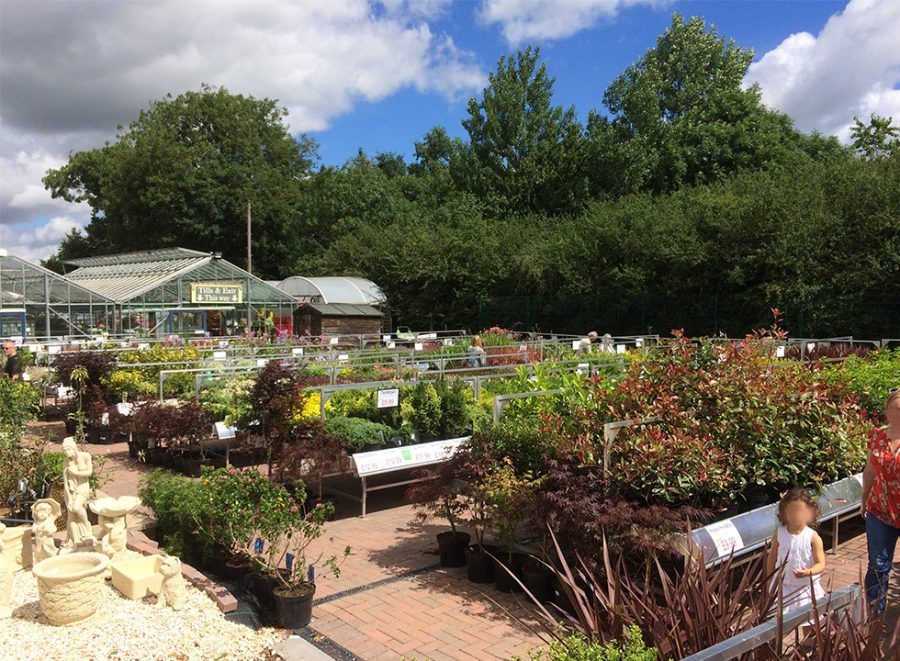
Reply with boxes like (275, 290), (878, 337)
(1, 254), (113, 306)
(276, 276), (386, 305)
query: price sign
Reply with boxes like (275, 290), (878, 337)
(705, 520), (744, 557)
(807, 342), (816, 352)
(213, 350), (226, 359)
(616, 344), (626, 355)
(414, 342), (423, 351)
(387, 341), (396, 349)
(48, 345), (61, 355)
(776, 346), (786, 358)
(571, 340), (581, 350)
(383, 334), (391, 342)
(214, 422), (237, 439)
(377, 388), (400, 409)
(329, 337), (339, 345)
(292, 347), (304, 356)
(256, 358), (268, 367)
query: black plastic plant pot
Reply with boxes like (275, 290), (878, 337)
(436, 531), (471, 567)
(522, 561), (554, 603)
(466, 545), (496, 584)
(273, 582), (316, 629)
(493, 552), (525, 593)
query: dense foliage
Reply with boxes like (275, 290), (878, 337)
(43, 15), (900, 336)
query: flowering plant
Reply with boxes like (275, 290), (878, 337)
(198, 467), (349, 589)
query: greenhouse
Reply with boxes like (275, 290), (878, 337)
(0, 249), (114, 338)
(62, 248), (296, 336)
(274, 275), (386, 306)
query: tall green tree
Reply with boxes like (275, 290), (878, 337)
(44, 85), (317, 277)
(456, 47), (587, 217)
(602, 14), (812, 193)
(850, 114), (899, 160)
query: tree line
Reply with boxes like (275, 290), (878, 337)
(43, 14), (900, 337)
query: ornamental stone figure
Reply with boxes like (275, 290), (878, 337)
(31, 498), (61, 562)
(157, 555), (185, 611)
(61, 437), (94, 549)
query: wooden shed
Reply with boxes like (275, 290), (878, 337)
(294, 302), (383, 338)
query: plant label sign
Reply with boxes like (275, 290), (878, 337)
(616, 344), (626, 354)
(414, 342), (424, 351)
(292, 347), (304, 356)
(377, 388), (400, 409)
(214, 422), (236, 439)
(705, 520), (744, 558)
(776, 346), (786, 358)
(382, 335), (391, 342)
(329, 337), (339, 345)
(213, 350), (227, 359)
(353, 437), (468, 477)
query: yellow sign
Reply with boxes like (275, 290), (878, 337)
(190, 283), (243, 304)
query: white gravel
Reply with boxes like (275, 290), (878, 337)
(1, 569), (288, 661)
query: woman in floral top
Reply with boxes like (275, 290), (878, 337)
(861, 388), (900, 612)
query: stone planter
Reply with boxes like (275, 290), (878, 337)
(111, 555), (163, 600)
(33, 552), (109, 626)
(0, 525), (33, 570)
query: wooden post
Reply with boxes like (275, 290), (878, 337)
(246, 201), (252, 274)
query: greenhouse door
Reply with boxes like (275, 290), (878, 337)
(166, 310), (207, 336)
(0, 311), (26, 338)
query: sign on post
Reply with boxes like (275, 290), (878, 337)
(705, 520), (745, 557)
(190, 282), (243, 304)
(352, 437), (467, 477)
(377, 388), (400, 409)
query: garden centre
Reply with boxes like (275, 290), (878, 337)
(0, 248), (390, 340)
(1, 315), (900, 659)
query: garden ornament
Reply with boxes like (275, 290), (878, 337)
(157, 555), (185, 611)
(89, 496), (141, 564)
(0, 524), (12, 618)
(31, 498), (62, 562)
(61, 437), (94, 550)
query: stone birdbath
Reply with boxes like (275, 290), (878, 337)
(89, 496), (141, 563)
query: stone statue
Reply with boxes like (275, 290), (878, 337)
(62, 437), (94, 549)
(0, 524), (12, 618)
(30, 498), (61, 562)
(157, 555), (185, 611)
(89, 496), (141, 565)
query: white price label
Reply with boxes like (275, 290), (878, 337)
(616, 344), (626, 355)
(329, 337), (339, 345)
(807, 342), (816, 352)
(706, 520), (744, 557)
(382, 335), (391, 342)
(338, 354), (349, 362)
(572, 340), (581, 350)
(292, 347), (304, 356)
(214, 422), (236, 439)
(776, 346), (786, 358)
(414, 342), (423, 351)
(377, 388), (400, 409)
(213, 350), (227, 359)
(48, 345), (62, 355)
(387, 341), (396, 349)
(256, 358), (268, 367)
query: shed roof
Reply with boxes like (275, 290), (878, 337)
(302, 303), (383, 317)
(276, 276), (386, 305)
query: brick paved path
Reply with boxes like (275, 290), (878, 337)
(27, 420), (900, 660)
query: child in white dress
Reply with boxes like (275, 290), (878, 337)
(767, 488), (826, 612)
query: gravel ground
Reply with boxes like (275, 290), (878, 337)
(1, 570), (289, 661)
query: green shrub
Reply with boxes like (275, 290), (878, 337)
(103, 369), (155, 401)
(118, 345), (201, 398)
(35, 451), (65, 491)
(402, 382), (442, 436)
(139, 469), (220, 563)
(834, 349), (900, 416)
(325, 416), (393, 449)
(0, 378), (41, 443)
(525, 626), (658, 661)
(198, 376), (254, 424)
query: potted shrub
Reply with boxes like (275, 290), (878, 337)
(201, 467), (349, 628)
(402, 382), (442, 441)
(478, 458), (543, 592)
(278, 418), (345, 517)
(325, 416), (392, 453)
(408, 458), (471, 568)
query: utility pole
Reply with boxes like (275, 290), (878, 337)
(246, 201), (252, 274)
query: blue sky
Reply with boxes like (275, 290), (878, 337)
(1, 0), (898, 262)
(313, 1), (846, 166)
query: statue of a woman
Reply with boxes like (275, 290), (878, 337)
(61, 437), (93, 549)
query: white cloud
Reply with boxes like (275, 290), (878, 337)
(0, 0), (485, 255)
(0, 216), (85, 264)
(479, 0), (667, 44)
(745, 0), (900, 140)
